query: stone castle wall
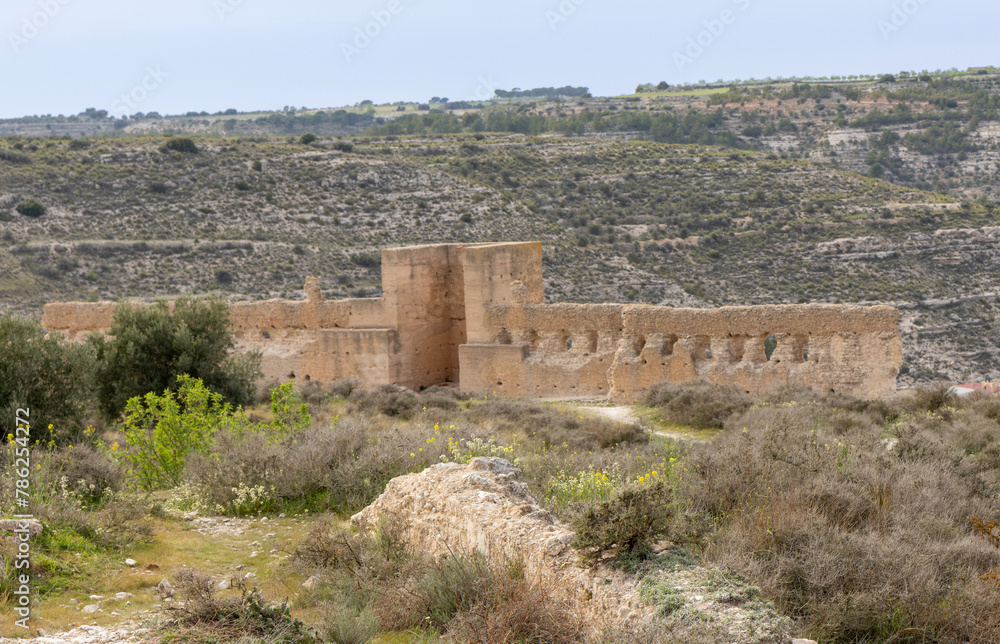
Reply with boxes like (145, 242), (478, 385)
(41, 242), (902, 400)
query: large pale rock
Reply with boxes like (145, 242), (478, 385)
(352, 457), (652, 634)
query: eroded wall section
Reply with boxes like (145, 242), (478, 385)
(459, 301), (902, 401)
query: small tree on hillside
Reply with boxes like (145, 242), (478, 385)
(161, 137), (199, 154)
(15, 200), (46, 217)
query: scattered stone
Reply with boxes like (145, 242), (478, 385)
(146, 563), (159, 570)
(69, 598), (79, 604)
(792, 640), (819, 644)
(125, 558), (137, 566)
(189, 516), (250, 536)
(249, 551), (258, 558)
(88, 595), (102, 600)
(0, 518), (43, 537)
(0, 624), (151, 644)
(157, 578), (173, 598)
(278, 513), (285, 518)
(244, 572), (256, 580)
(218, 579), (231, 590)
(81, 604), (99, 613)
(114, 592), (133, 600)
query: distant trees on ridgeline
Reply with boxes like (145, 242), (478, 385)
(493, 86), (590, 99)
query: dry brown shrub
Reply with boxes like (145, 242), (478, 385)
(187, 413), (452, 513)
(445, 566), (585, 644)
(642, 380), (754, 429)
(45, 442), (125, 502)
(347, 384), (421, 418)
(293, 519), (583, 643)
(686, 394), (1000, 643)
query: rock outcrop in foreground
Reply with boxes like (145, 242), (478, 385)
(352, 457), (797, 643)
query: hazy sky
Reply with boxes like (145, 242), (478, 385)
(0, 0), (994, 118)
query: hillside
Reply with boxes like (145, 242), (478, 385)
(2, 132), (998, 387)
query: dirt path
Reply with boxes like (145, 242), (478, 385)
(577, 405), (640, 425)
(578, 405), (707, 442)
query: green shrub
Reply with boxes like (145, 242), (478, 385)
(544, 462), (624, 506)
(639, 574), (686, 616)
(572, 481), (672, 569)
(267, 381), (311, 443)
(119, 375), (232, 490)
(0, 313), (96, 443)
(324, 606), (376, 644)
(15, 200), (46, 217)
(161, 137), (199, 153)
(90, 297), (260, 420)
(300, 133), (317, 145)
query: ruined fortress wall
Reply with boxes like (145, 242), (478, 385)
(462, 242), (544, 343)
(42, 241), (903, 400)
(379, 244), (462, 389)
(459, 301), (902, 401)
(40, 302), (117, 341)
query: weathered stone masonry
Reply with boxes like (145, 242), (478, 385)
(42, 242), (903, 400)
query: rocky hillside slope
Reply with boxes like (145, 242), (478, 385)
(1, 133), (997, 388)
